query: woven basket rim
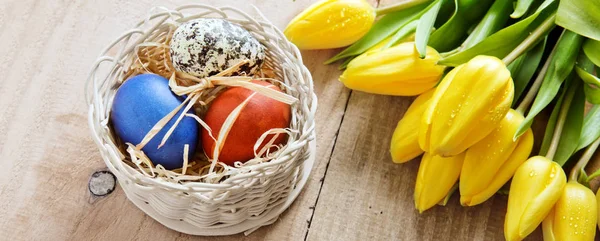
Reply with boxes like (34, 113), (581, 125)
(85, 4), (317, 192)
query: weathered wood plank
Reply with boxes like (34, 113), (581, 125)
(0, 0), (367, 240)
(305, 90), (544, 240)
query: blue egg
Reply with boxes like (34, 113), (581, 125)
(110, 74), (199, 170)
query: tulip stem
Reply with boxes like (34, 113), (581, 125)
(502, 14), (556, 66)
(570, 137), (600, 181)
(545, 80), (577, 160)
(514, 38), (559, 115)
(376, 0), (432, 16)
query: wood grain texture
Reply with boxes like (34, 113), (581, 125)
(0, 0), (574, 240)
(304, 91), (543, 241)
(305, 1), (543, 240)
(0, 0), (372, 240)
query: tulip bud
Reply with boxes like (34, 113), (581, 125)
(415, 152), (465, 213)
(460, 109), (534, 206)
(542, 181), (597, 241)
(505, 156), (566, 241)
(390, 89), (435, 163)
(284, 0), (375, 50)
(340, 42), (445, 96)
(419, 55), (514, 157)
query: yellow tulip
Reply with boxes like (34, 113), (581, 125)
(460, 109), (534, 206)
(284, 0), (375, 49)
(415, 152), (465, 213)
(390, 89), (435, 163)
(542, 181), (597, 241)
(505, 156), (566, 241)
(340, 42), (445, 96)
(419, 55), (514, 157)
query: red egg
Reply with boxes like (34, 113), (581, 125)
(202, 80), (291, 165)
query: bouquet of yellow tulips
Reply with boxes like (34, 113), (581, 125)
(285, 0), (600, 240)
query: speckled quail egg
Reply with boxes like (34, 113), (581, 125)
(170, 18), (266, 78)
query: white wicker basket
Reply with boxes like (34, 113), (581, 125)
(85, 4), (317, 236)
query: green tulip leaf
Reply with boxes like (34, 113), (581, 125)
(576, 67), (600, 87)
(439, 182), (458, 206)
(578, 168), (591, 189)
(438, 0), (557, 67)
(384, 20), (419, 48)
(415, 0), (443, 58)
(584, 85), (600, 105)
(541, 77), (584, 165)
(338, 57), (354, 70)
(514, 30), (584, 139)
(577, 105), (600, 152)
(325, 3), (428, 64)
(508, 56), (527, 104)
(460, 0), (513, 49)
(511, 0), (536, 18)
(587, 167), (600, 182)
(508, 37), (547, 106)
(582, 39), (600, 67)
(428, 0), (494, 52)
(433, 0), (456, 27)
(539, 86), (565, 156)
(553, 81), (585, 166)
(574, 56), (600, 104)
(556, 0), (600, 41)
(575, 67), (600, 105)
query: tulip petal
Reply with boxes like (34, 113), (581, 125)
(340, 42), (444, 96)
(419, 65), (461, 152)
(505, 156), (566, 241)
(415, 152), (465, 213)
(543, 181), (597, 241)
(390, 89), (435, 163)
(284, 0), (376, 49)
(542, 207), (557, 241)
(430, 56), (513, 156)
(519, 163), (565, 237)
(460, 110), (534, 206)
(465, 129), (534, 206)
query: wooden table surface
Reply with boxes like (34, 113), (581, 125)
(0, 0), (546, 240)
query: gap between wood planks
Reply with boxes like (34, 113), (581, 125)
(301, 2), (381, 237)
(303, 89), (354, 241)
